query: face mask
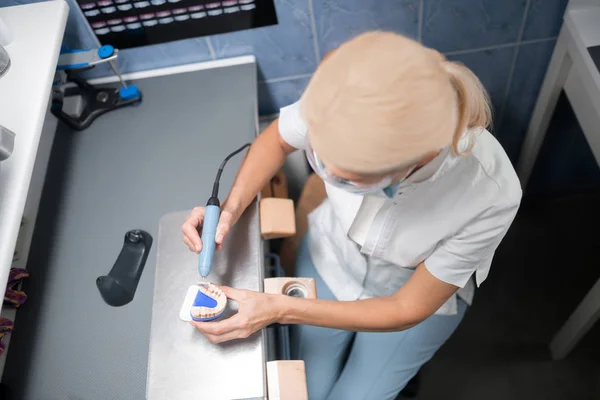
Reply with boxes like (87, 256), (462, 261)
(381, 181), (403, 198)
(355, 165), (417, 197)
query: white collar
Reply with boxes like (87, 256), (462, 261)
(402, 147), (452, 186)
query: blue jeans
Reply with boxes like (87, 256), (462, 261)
(290, 236), (468, 400)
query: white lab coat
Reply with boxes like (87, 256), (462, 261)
(279, 102), (522, 315)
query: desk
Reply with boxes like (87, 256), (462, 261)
(516, 4), (600, 359)
(3, 56), (265, 399)
(148, 208), (266, 400)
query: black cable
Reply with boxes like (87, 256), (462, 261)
(211, 143), (251, 199)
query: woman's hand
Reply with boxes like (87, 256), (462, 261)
(181, 206), (237, 253)
(191, 286), (283, 344)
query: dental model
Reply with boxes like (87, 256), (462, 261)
(190, 283), (227, 322)
(179, 282), (228, 322)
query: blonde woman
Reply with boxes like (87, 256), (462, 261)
(182, 31), (521, 399)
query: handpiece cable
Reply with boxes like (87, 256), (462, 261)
(209, 143), (251, 203)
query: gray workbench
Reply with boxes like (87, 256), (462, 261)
(3, 57), (266, 400)
(149, 208), (266, 400)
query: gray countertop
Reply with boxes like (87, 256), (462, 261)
(4, 57), (264, 400)
(148, 206), (266, 400)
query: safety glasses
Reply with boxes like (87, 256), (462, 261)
(305, 142), (394, 195)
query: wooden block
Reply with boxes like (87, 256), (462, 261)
(260, 198), (296, 240)
(264, 277), (317, 299)
(266, 360), (308, 400)
(279, 174), (327, 274)
(261, 170), (289, 199)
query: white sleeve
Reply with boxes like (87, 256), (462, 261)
(278, 101), (309, 150)
(425, 198), (520, 288)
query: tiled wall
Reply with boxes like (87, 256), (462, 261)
(6, 0), (600, 193)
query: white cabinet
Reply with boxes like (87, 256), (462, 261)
(0, 0), (69, 377)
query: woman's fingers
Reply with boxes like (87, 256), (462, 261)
(182, 223), (202, 252)
(191, 314), (252, 343)
(219, 286), (245, 301)
(215, 210), (235, 246)
(191, 289), (276, 344)
(202, 330), (249, 344)
(192, 314), (240, 336)
(182, 235), (195, 252)
(182, 207), (236, 252)
(182, 207), (205, 253)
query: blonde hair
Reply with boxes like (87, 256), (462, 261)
(442, 58), (492, 155)
(301, 31), (492, 175)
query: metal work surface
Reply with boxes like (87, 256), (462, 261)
(148, 208), (265, 400)
(3, 58), (261, 399)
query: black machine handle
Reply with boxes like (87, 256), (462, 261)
(96, 229), (153, 307)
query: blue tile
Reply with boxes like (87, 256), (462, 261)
(121, 39), (212, 73)
(498, 40), (556, 163)
(211, 0), (316, 80)
(522, 0), (568, 41)
(313, 0), (419, 58)
(155, 39), (212, 67)
(259, 76), (311, 116)
(423, 0), (527, 53)
(447, 46), (515, 125)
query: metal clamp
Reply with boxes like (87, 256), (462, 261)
(51, 45), (142, 131)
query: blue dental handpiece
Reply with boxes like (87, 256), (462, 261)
(196, 143), (251, 279)
(198, 200), (220, 278)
